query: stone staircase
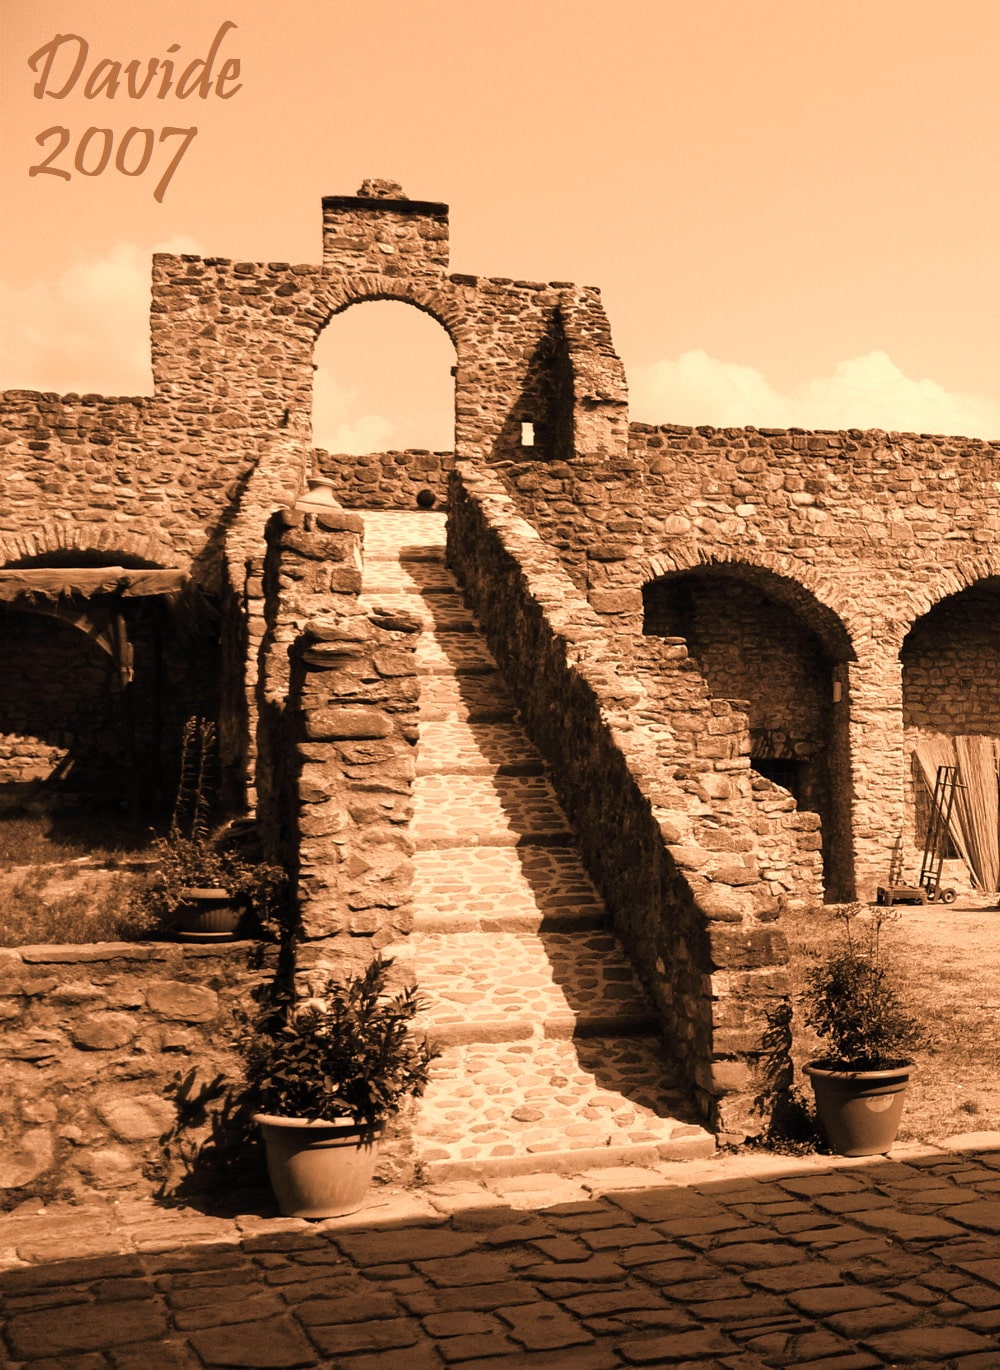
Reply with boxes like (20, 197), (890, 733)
(360, 511), (715, 1180)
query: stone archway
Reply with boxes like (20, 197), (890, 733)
(901, 577), (1000, 890)
(310, 294), (457, 508)
(642, 561), (855, 901)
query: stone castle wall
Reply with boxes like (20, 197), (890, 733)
(316, 448), (453, 511)
(495, 423), (1000, 896)
(4, 182), (1000, 1176)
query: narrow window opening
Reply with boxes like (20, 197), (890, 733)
(520, 422), (536, 447)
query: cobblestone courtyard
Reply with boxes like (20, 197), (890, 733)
(5, 1138), (1000, 1368)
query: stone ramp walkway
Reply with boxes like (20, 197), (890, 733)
(412, 848), (606, 933)
(5, 1138), (1000, 1368)
(359, 511), (714, 1178)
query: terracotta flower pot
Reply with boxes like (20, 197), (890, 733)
(173, 887), (243, 940)
(254, 1114), (383, 1219)
(804, 1061), (912, 1156)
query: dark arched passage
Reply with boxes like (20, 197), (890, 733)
(0, 556), (218, 817)
(901, 578), (1000, 890)
(643, 562), (855, 901)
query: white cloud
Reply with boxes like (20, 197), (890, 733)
(312, 366), (395, 455)
(630, 349), (1000, 440)
(0, 238), (201, 396)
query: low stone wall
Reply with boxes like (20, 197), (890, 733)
(0, 941), (277, 1206)
(0, 736), (67, 787)
(316, 447), (453, 511)
(447, 462), (821, 1138)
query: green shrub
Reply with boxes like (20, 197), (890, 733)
(241, 958), (440, 1129)
(803, 904), (927, 1070)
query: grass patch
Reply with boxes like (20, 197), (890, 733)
(0, 808), (159, 945)
(0, 809), (154, 868)
(780, 900), (1000, 1145)
(0, 864), (156, 946)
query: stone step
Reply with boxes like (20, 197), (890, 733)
(418, 675), (516, 723)
(410, 843), (600, 931)
(360, 510), (447, 560)
(413, 847), (605, 931)
(359, 592), (477, 634)
(362, 562), (459, 596)
(387, 928), (657, 1043)
(412, 1033), (714, 1180)
(415, 632), (498, 678)
(412, 774), (573, 849)
(416, 722), (544, 777)
(357, 509), (713, 1179)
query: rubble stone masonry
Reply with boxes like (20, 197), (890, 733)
(3, 184), (1000, 1189)
(497, 424), (1000, 895)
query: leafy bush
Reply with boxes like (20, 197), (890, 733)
(803, 903), (927, 1070)
(241, 958), (440, 1129)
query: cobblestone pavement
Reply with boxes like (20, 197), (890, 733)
(360, 512), (714, 1175)
(5, 1139), (1000, 1368)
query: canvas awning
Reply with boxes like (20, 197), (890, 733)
(0, 568), (188, 601)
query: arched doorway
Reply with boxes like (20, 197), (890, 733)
(901, 580), (1000, 891)
(642, 563), (854, 901)
(312, 299), (455, 507)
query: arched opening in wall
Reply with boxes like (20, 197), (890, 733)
(642, 565), (854, 902)
(0, 554), (220, 852)
(311, 299), (455, 509)
(901, 579), (1000, 894)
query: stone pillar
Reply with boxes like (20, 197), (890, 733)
(255, 502), (420, 985)
(846, 644), (906, 899)
(291, 608), (420, 982)
(322, 180), (449, 282)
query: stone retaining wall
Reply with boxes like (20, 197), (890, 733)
(447, 462), (822, 1138)
(0, 941), (277, 1206)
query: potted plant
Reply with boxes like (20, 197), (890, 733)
(241, 957), (440, 1218)
(143, 718), (286, 941)
(801, 903), (926, 1156)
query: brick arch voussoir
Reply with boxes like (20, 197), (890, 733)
(0, 522), (179, 569)
(898, 555), (1000, 647)
(638, 543), (857, 661)
(313, 275), (467, 349)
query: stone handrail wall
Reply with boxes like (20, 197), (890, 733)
(220, 433), (311, 807)
(447, 461), (820, 1137)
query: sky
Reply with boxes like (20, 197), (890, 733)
(3, 0), (1000, 451)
